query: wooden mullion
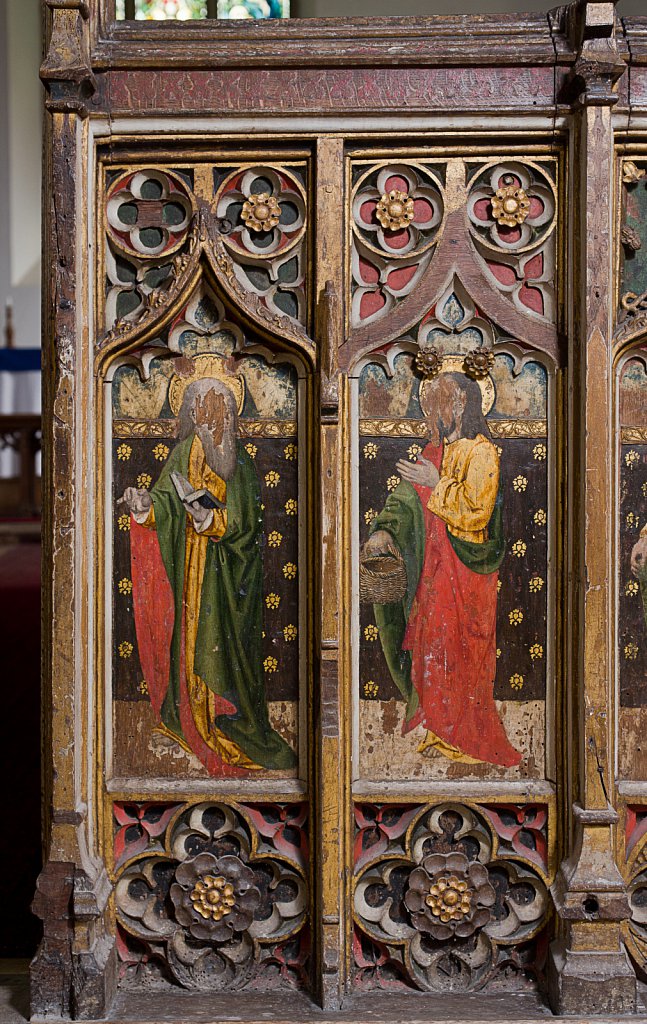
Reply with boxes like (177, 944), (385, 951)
(313, 134), (346, 1010)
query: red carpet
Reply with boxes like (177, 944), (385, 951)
(0, 543), (42, 955)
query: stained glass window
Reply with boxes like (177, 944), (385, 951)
(115, 0), (289, 18)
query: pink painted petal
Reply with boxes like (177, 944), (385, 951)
(360, 200), (378, 226)
(473, 197), (492, 222)
(384, 175), (409, 193)
(528, 196), (545, 219)
(382, 228), (410, 250)
(359, 289), (386, 321)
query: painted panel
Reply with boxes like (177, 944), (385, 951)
(618, 354), (647, 779)
(109, 285), (303, 780)
(355, 302), (550, 782)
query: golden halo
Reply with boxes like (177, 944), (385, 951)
(168, 355), (245, 417)
(419, 354), (495, 417)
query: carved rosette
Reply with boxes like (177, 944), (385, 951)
(464, 348), (495, 380)
(491, 185), (531, 228)
(114, 802), (309, 991)
(405, 852), (495, 939)
(467, 161), (557, 322)
(353, 803), (550, 993)
(350, 163), (444, 327)
(415, 347), (443, 379)
(215, 166), (307, 325)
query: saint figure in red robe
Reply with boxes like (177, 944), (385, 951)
(364, 370), (521, 767)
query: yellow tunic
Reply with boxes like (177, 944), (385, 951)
(427, 433), (500, 544)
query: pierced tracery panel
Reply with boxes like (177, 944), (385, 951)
(215, 165), (307, 325)
(114, 801), (309, 992)
(347, 155), (558, 343)
(350, 162), (444, 328)
(102, 161), (309, 337)
(352, 802), (551, 994)
(466, 160), (557, 323)
(104, 167), (199, 333)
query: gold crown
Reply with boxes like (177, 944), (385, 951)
(419, 354), (495, 416)
(168, 355), (245, 417)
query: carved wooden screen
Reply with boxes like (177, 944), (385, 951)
(35, 1), (647, 1020)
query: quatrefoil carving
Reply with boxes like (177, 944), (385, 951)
(106, 169), (195, 259)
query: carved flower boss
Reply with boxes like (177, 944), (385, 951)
(491, 181), (531, 228)
(415, 347), (443, 379)
(170, 852), (261, 942)
(241, 192), (282, 233)
(464, 348), (495, 380)
(404, 852), (495, 940)
(376, 189), (415, 231)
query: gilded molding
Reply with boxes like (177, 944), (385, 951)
(359, 417), (547, 438)
(113, 418), (298, 439)
(621, 427), (647, 444)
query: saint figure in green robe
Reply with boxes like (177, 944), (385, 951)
(121, 375), (297, 777)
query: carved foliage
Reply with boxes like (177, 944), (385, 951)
(350, 163), (444, 327)
(617, 160), (647, 343)
(114, 801), (309, 991)
(353, 803), (550, 993)
(467, 161), (557, 322)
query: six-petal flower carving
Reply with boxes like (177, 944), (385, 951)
(404, 852), (495, 941)
(171, 853), (261, 944)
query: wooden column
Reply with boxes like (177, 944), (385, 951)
(314, 135), (346, 1009)
(548, 1), (636, 1013)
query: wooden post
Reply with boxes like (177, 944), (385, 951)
(548, 1), (636, 1014)
(314, 135), (346, 1010)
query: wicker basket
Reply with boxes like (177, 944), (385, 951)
(359, 551), (407, 604)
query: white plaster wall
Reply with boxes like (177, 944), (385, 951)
(0, 0), (41, 349)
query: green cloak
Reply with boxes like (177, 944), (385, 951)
(368, 479), (505, 723)
(149, 435), (296, 770)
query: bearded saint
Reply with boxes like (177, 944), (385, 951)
(121, 376), (297, 777)
(364, 371), (521, 768)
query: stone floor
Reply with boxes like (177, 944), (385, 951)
(0, 961), (29, 1024)
(3, 961), (647, 1024)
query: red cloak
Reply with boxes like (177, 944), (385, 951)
(401, 442), (521, 768)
